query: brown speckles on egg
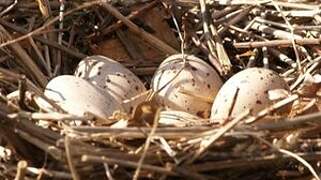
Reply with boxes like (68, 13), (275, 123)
(191, 66), (197, 71)
(196, 111), (205, 118)
(211, 67), (290, 124)
(129, 106), (134, 113)
(74, 56), (147, 114)
(152, 54), (222, 118)
(191, 79), (196, 86)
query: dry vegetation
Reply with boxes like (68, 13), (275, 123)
(0, 0), (320, 179)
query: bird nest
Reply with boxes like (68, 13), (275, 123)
(0, 0), (320, 179)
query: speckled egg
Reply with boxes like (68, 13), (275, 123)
(43, 75), (123, 119)
(159, 110), (203, 127)
(74, 55), (146, 113)
(211, 68), (290, 123)
(151, 54), (223, 118)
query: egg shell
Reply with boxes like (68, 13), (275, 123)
(44, 75), (123, 119)
(152, 54), (223, 118)
(211, 68), (290, 123)
(74, 55), (147, 113)
(159, 110), (202, 127)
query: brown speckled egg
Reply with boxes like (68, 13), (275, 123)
(43, 75), (123, 119)
(74, 55), (146, 113)
(152, 54), (223, 118)
(211, 68), (289, 123)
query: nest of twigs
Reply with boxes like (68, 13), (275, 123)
(0, 0), (321, 179)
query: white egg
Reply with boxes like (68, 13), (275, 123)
(159, 110), (202, 127)
(43, 75), (122, 120)
(152, 54), (223, 118)
(74, 55), (147, 113)
(211, 68), (290, 123)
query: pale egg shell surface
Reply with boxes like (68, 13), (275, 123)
(211, 68), (289, 123)
(74, 55), (146, 113)
(44, 75), (123, 119)
(152, 54), (223, 118)
(159, 110), (202, 127)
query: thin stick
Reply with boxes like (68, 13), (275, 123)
(249, 134), (321, 180)
(251, 111), (321, 131)
(133, 108), (161, 180)
(214, 0), (319, 10)
(0, 0), (17, 16)
(279, 149), (321, 180)
(15, 160), (28, 180)
(28, 37), (51, 76)
(8, 111), (94, 121)
(234, 38), (321, 48)
(100, 2), (177, 54)
(0, 18), (86, 58)
(0, 25), (48, 87)
(200, 0), (231, 74)
(0, 0), (102, 49)
(82, 155), (177, 176)
(98, 0), (158, 37)
(64, 136), (80, 180)
(290, 56), (321, 90)
(54, 0), (65, 76)
(26, 167), (71, 179)
(103, 163), (115, 180)
(270, 0), (302, 73)
(227, 87), (240, 117)
(190, 110), (250, 163)
(245, 94), (299, 124)
(217, 6), (252, 35)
